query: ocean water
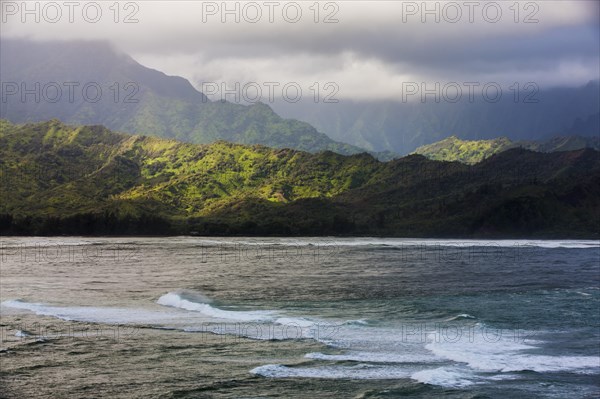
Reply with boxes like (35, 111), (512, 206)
(1, 237), (599, 398)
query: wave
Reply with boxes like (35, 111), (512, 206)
(444, 313), (476, 322)
(359, 239), (600, 249)
(1, 238), (595, 256)
(2, 294), (347, 342)
(255, 238), (596, 249)
(1, 299), (194, 325)
(193, 238), (600, 249)
(411, 367), (478, 388)
(305, 351), (439, 364)
(0, 238), (106, 249)
(253, 322), (600, 387)
(250, 364), (414, 379)
(155, 292), (332, 333)
(157, 292), (276, 322)
(6, 295), (599, 389)
(424, 327), (600, 374)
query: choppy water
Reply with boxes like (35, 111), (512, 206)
(1, 237), (599, 398)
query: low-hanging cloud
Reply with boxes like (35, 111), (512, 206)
(2, 0), (598, 101)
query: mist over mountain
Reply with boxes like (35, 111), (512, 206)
(273, 82), (600, 154)
(2, 39), (597, 159)
(1, 39), (387, 158)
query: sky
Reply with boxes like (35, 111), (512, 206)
(1, 0), (599, 102)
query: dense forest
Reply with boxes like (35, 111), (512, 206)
(1, 120), (598, 237)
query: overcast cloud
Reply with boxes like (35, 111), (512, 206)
(1, 0), (598, 101)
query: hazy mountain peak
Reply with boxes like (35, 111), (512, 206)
(1, 38), (394, 158)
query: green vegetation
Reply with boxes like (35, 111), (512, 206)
(412, 136), (513, 164)
(413, 135), (600, 164)
(120, 99), (383, 157)
(1, 120), (598, 237)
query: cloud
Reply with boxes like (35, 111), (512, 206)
(2, 0), (598, 101)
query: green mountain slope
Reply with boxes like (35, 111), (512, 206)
(412, 136), (513, 164)
(413, 135), (600, 164)
(1, 120), (598, 237)
(1, 39), (394, 159)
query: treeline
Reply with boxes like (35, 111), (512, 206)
(0, 212), (360, 237)
(185, 214), (358, 236)
(0, 213), (173, 236)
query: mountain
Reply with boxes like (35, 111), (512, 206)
(273, 81), (600, 154)
(517, 135), (600, 153)
(413, 136), (600, 164)
(412, 136), (513, 165)
(2, 39), (596, 158)
(0, 39), (395, 159)
(1, 120), (598, 238)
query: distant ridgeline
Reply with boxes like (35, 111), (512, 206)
(4, 39), (597, 161)
(1, 120), (599, 237)
(412, 136), (600, 165)
(0, 39), (395, 161)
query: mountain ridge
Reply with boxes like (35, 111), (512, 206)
(273, 81), (600, 154)
(413, 135), (600, 164)
(0, 39), (395, 160)
(1, 119), (598, 238)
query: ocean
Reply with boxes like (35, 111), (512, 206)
(1, 237), (599, 398)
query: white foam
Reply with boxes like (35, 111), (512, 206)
(157, 292), (276, 322)
(0, 237), (105, 248)
(1, 299), (191, 324)
(2, 295), (347, 342)
(305, 351), (439, 364)
(425, 328), (600, 373)
(265, 238), (600, 249)
(250, 364), (413, 379)
(370, 239), (599, 249)
(181, 237), (600, 249)
(411, 367), (476, 388)
(444, 314), (476, 321)
(274, 317), (318, 329)
(2, 237), (597, 251)
(6, 293), (598, 387)
(157, 292), (342, 337)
